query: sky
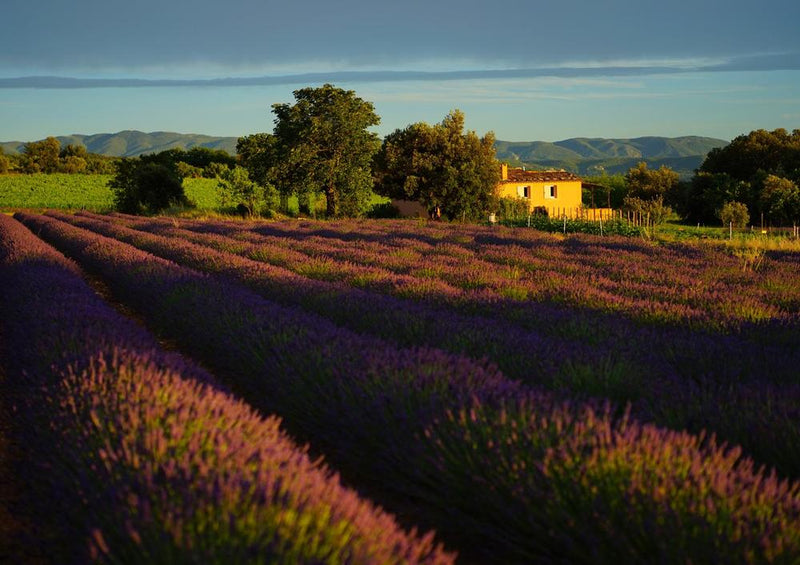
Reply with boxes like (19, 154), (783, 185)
(1, 0), (799, 144)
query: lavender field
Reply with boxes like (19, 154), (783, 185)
(2, 211), (800, 563)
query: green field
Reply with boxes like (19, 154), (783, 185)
(0, 174), (114, 211)
(0, 174), (221, 212)
(0, 174), (389, 216)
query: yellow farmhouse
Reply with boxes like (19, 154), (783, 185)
(391, 164), (613, 220)
(497, 164), (584, 218)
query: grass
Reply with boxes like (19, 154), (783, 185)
(0, 173), (115, 211)
(0, 174), (390, 219)
(657, 218), (800, 250)
(0, 174), (222, 212)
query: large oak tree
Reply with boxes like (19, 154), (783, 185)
(373, 110), (500, 221)
(271, 84), (381, 218)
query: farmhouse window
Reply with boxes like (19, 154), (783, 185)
(517, 185), (530, 198)
(544, 185), (557, 199)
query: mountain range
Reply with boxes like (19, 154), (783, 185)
(494, 136), (727, 178)
(2, 130), (728, 178)
(1, 131), (238, 159)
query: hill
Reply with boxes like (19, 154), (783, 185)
(494, 135), (728, 179)
(2, 131), (727, 178)
(1, 130), (239, 157)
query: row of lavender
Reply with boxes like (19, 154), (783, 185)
(59, 211), (800, 480)
(159, 215), (799, 330)
(0, 214), (452, 564)
(15, 211), (800, 563)
(105, 211), (800, 381)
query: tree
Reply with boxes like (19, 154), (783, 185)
(217, 165), (275, 216)
(701, 128), (800, 184)
(61, 155), (87, 173)
(719, 201), (750, 228)
(236, 133), (286, 209)
(85, 154), (117, 174)
(624, 162), (680, 202)
(182, 146), (236, 170)
(373, 109), (500, 221)
(760, 174), (800, 226)
(203, 161), (230, 179)
(622, 195), (672, 226)
(678, 172), (752, 224)
(59, 143), (88, 160)
(59, 144), (88, 173)
(109, 154), (189, 214)
(176, 161), (203, 178)
(271, 84), (381, 218)
(0, 147), (9, 174)
(20, 136), (61, 173)
(688, 128), (800, 224)
(236, 134), (276, 184)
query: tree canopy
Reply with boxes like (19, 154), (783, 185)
(109, 153), (190, 214)
(270, 84), (381, 218)
(20, 137), (62, 174)
(373, 110), (500, 221)
(683, 128), (800, 225)
(700, 128), (800, 183)
(217, 165), (276, 217)
(624, 162), (680, 201)
(0, 147), (9, 175)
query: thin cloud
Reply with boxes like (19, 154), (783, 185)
(2, 52), (798, 89)
(363, 78), (645, 105)
(364, 79), (763, 107)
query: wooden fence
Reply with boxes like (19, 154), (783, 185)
(538, 207), (616, 221)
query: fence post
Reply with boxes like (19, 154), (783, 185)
(729, 221), (733, 240)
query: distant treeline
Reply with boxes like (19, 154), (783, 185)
(582, 128), (800, 227)
(0, 138), (234, 178)
(1, 106), (797, 229)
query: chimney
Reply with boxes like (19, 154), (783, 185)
(500, 163), (508, 181)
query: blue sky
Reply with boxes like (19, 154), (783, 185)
(1, 0), (799, 143)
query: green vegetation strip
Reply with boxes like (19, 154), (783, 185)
(0, 174), (221, 211)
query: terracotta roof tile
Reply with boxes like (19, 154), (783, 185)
(503, 168), (582, 182)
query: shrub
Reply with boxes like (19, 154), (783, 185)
(623, 195), (672, 225)
(719, 201), (750, 227)
(203, 161), (230, 178)
(217, 165), (276, 217)
(367, 201), (401, 218)
(109, 156), (190, 214)
(497, 197), (530, 221)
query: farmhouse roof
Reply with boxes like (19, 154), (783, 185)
(502, 168), (582, 183)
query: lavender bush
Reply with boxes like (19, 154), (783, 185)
(0, 214), (453, 564)
(13, 212), (800, 564)
(56, 211), (800, 479)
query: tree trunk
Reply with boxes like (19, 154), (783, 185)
(326, 186), (337, 218)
